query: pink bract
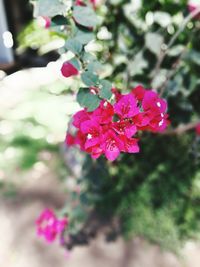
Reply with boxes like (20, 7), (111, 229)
(36, 209), (68, 243)
(66, 85), (169, 161)
(195, 123), (200, 136)
(61, 62), (79, 78)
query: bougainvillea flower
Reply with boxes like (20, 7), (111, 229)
(112, 88), (122, 102)
(195, 123), (200, 135)
(74, 130), (87, 150)
(65, 133), (75, 146)
(72, 109), (90, 128)
(142, 91), (167, 113)
(100, 130), (124, 161)
(114, 93), (139, 119)
(120, 136), (140, 153)
(112, 120), (137, 138)
(61, 62), (79, 78)
(36, 209), (68, 243)
(188, 1), (200, 19)
(75, 0), (86, 6)
(131, 85), (146, 101)
(92, 101), (114, 124)
(80, 120), (102, 149)
(65, 85), (169, 161)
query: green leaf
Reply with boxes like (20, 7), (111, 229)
(145, 33), (164, 56)
(73, 6), (99, 28)
(74, 26), (95, 45)
(168, 45), (185, 57)
(77, 88), (101, 111)
(33, 0), (66, 17)
(51, 15), (68, 26)
(81, 71), (99, 86)
(65, 38), (83, 55)
(99, 80), (112, 99)
(185, 50), (200, 65)
(154, 11), (171, 28)
(88, 60), (103, 73)
(128, 52), (148, 76)
(69, 58), (81, 71)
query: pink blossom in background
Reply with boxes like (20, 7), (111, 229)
(36, 209), (68, 243)
(195, 123), (200, 136)
(61, 62), (79, 78)
(66, 85), (170, 161)
(188, 0), (200, 19)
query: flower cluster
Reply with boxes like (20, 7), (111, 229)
(36, 209), (68, 243)
(66, 85), (169, 161)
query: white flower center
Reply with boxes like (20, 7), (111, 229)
(157, 101), (161, 108)
(159, 119), (164, 127)
(87, 134), (92, 139)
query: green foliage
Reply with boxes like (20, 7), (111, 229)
(33, 0), (66, 17)
(24, 0), (200, 252)
(82, 134), (200, 251)
(99, 80), (112, 99)
(73, 6), (99, 28)
(77, 87), (101, 111)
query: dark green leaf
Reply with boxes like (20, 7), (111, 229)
(65, 38), (83, 55)
(74, 26), (95, 45)
(51, 15), (68, 26)
(73, 6), (99, 28)
(99, 80), (112, 99)
(69, 58), (81, 71)
(33, 0), (66, 17)
(81, 71), (99, 86)
(77, 88), (101, 111)
(145, 33), (163, 56)
(88, 60), (103, 73)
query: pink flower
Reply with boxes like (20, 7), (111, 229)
(114, 93), (139, 119)
(120, 136), (140, 153)
(80, 120), (102, 149)
(73, 109), (90, 128)
(188, 1), (200, 19)
(65, 133), (75, 146)
(142, 91), (167, 114)
(100, 130), (123, 161)
(195, 123), (200, 135)
(112, 120), (137, 138)
(112, 88), (122, 102)
(74, 130), (87, 150)
(131, 85), (146, 101)
(91, 101), (114, 124)
(75, 0), (86, 6)
(36, 209), (68, 243)
(65, 85), (169, 161)
(61, 62), (79, 78)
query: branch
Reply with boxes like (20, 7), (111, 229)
(151, 6), (200, 81)
(162, 121), (200, 136)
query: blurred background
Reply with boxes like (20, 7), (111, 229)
(0, 0), (200, 266)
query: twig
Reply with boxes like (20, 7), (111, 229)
(162, 121), (200, 136)
(151, 6), (200, 81)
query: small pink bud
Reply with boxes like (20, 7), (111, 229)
(75, 0), (86, 6)
(37, 16), (51, 29)
(61, 62), (79, 78)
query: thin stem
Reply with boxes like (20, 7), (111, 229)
(162, 121), (200, 136)
(151, 6), (200, 81)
